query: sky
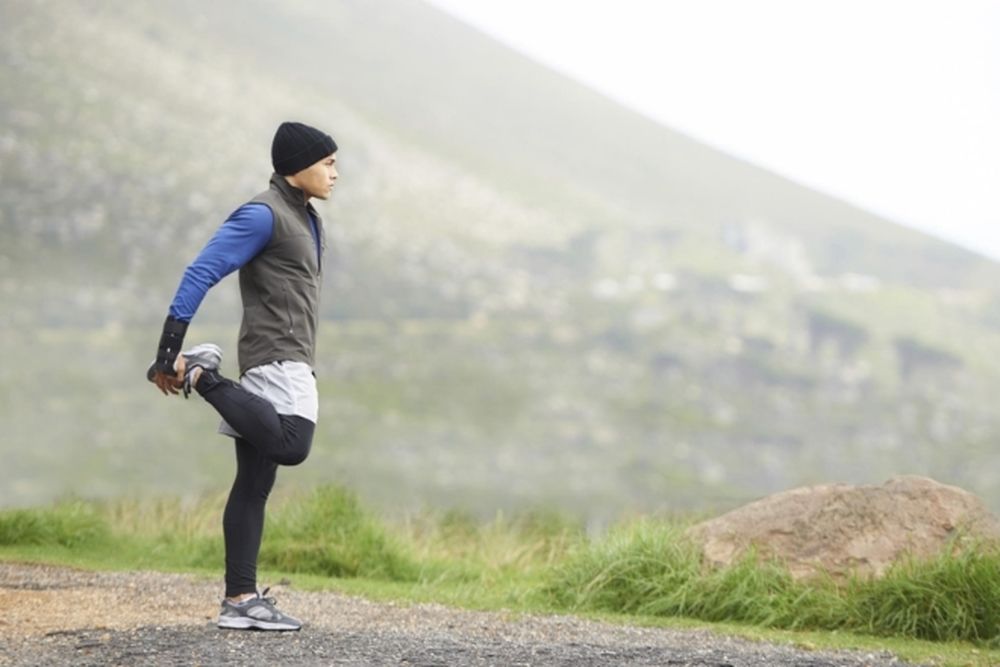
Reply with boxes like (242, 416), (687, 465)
(425, 0), (1000, 261)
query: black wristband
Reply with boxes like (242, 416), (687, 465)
(154, 315), (189, 375)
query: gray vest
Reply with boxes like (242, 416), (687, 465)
(237, 174), (325, 374)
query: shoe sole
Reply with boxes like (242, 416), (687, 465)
(217, 616), (301, 631)
(183, 343), (222, 370)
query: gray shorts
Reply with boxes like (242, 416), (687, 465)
(218, 360), (318, 438)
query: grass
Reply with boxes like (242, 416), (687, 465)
(260, 486), (420, 581)
(853, 549), (1000, 643)
(0, 500), (110, 548)
(2, 486), (1000, 666)
(543, 519), (1000, 642)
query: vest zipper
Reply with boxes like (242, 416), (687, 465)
(284, 285), (294, 335)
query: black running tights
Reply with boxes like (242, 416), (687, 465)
(195, 369), (314, 597)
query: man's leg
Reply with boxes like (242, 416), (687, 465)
(217, 433), (309, 631)
(223, 437), (277, 598)
(189, 365), (314, 630)
(194, 368), (313, 465)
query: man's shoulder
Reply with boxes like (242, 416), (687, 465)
(248, 188), (280, 208)
(224, 201), (275, 232)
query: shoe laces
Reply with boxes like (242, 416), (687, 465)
(182, 364), (204, 399)
(258, 586), (277, 606)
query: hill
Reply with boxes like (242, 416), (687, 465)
(3, 0), (1000, 516)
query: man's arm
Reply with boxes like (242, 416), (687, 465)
(152, 203), (273, 394)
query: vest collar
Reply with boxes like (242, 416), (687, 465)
(269, 173), (318, 217)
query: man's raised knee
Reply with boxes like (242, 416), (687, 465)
(275, 446), (310, 466)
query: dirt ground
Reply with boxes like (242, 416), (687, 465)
(0, 562), (924, 666)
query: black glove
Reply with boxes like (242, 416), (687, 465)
(153, 315), (189, 376)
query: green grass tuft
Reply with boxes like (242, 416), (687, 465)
(543, 519), (700, 613)
(852, 547), (1000, 642)
(0, 501), (109, 548)
(542, 517), (1000, 645)
(259, 486), (420, 581)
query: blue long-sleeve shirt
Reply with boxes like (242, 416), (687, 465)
(168, 204), (274, 322)
(169, 202), (322, 323)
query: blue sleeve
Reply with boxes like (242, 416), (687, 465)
(168, 203), (274, 322)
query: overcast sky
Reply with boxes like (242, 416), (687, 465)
(425, 0), (1000, 262)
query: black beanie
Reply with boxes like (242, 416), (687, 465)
(271, 121), (338, 176)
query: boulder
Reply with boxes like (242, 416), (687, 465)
(685, 475), (1000, 580)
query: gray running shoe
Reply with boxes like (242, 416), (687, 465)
(217, 588), (302, 631)
(146, 343), (222, 398)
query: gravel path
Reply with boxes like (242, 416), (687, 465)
(0, 562), (926, 666)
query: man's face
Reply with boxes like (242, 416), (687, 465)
(288, 153), (338, 201)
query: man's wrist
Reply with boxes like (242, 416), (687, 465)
(155, 315), (189, 374)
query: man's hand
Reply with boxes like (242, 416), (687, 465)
(153, 355), (186, 396)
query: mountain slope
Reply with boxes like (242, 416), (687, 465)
(3, 0), (1000, 514)
(5, 0), (998, 291)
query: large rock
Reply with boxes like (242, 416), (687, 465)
(685, 476), (1000, 580)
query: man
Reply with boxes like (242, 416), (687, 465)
(148, 121), (338, 631)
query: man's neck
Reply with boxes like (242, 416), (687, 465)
(282, 175), (310, 203)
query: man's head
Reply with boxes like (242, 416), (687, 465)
(271, 121), (338, 200)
